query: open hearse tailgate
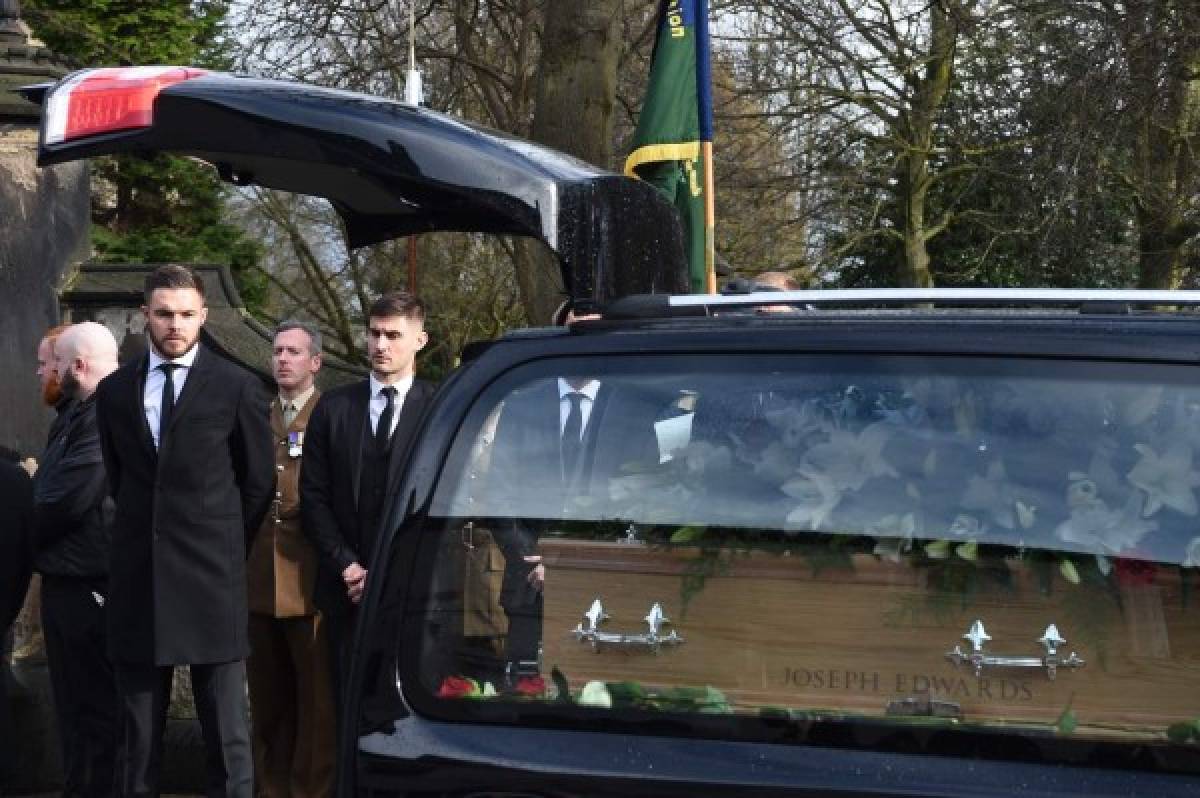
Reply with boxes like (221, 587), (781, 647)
(23, 67), (688, 304)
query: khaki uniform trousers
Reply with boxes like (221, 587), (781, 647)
(247, 613), (335, 798)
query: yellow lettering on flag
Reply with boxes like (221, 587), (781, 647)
(668, 1), (685, 38)
(684, 158), (702, 197)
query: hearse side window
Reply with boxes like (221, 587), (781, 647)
(403, 354), (1200, 775)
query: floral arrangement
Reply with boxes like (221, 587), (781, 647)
(436, 674), (544, 699)
(600, 373), (1200, 603)
(435, 670), (731, 714)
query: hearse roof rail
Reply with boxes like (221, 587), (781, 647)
(603, 289), (1200, 320)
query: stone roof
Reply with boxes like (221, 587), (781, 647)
(0, 1), (74, 123)
(62, 262), (365, 389)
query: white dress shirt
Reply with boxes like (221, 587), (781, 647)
(279, 384), (316, 426)
(557, 378), (600, 439)
(369, 373), (414, 439)
(144, 344), (199, 448)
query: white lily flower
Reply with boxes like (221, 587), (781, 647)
(949, 514), (986, 538)
(783, 468), (841, 531)
(802, 422), (897, 494)
(1127, 441), (1200, 517)
(1183, 537), (1200, 568)
(1123, 386), (1163, 426)
(764, 401), (825, 448)
(869, 513), (917, 563)
(961, 460), (1017, 529)
(578, 680), (612, 708)
(1055, 492), (1157, 552)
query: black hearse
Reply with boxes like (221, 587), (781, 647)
(27, 68), (1200, 797)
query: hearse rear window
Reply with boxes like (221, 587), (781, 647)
(408, 354), (1200, 774)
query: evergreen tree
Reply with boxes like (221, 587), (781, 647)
(24, 1), (265, 312)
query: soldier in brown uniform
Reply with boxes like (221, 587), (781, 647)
(247, 320), (334, 798)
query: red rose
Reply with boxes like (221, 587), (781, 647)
(513, 675), (546, 697)
(1114, 553), (1157, 588)
(437, 675), (479, 698)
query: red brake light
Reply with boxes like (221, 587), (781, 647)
(44, 67), (209, 145)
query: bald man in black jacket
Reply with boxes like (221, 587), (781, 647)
(34, 322), (121, 797)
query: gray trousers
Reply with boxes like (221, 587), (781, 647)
(114, 661), (251, 798)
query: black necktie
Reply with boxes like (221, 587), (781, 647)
(561, 391), (585, 481)
(158, 362), (179, 447)
(376, 385), (397, 452)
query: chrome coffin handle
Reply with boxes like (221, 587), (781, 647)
(945, 620), (1085, 680)
(571, 598), (685, 652)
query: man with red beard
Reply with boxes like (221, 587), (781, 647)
(33, 322), (120, 796)
(37, 324), (74, 446)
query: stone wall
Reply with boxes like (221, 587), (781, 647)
(0, 125), (89, 458)
(2, 22), (92, 784)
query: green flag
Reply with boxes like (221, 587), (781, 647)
(625, 1), (712, 293)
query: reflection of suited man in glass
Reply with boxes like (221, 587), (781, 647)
(487, 375), (659, 675)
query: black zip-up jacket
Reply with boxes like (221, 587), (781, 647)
(47, 396), (75, 447)
(33, 395), (112, 580)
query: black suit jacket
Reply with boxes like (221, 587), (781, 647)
(0, 461), (33, 634)
(486, 379), (660, 611)
(487, 379), (660, 517)
(300, 378), (435, 615)
(95, 344), (275, 665)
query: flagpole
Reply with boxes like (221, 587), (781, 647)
(695, 0), (716, 293)
(702, 142), (716, 294)
(405, 1), (423, 293)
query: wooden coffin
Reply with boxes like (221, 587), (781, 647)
(539, 539), (1200, 739)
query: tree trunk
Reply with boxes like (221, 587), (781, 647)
(1125, 0), (1200, 289)
(891, 2), (957, 288)
(515, 1), (621, 323)
(899, 154), (935, 288)
(1136, 222), (1186, 289)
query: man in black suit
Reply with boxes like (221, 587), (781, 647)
(301, 291), (435, 705)
(95, 265), (274, 798)
(486, 373), (660, 676)
(0, 457), (33, 792)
